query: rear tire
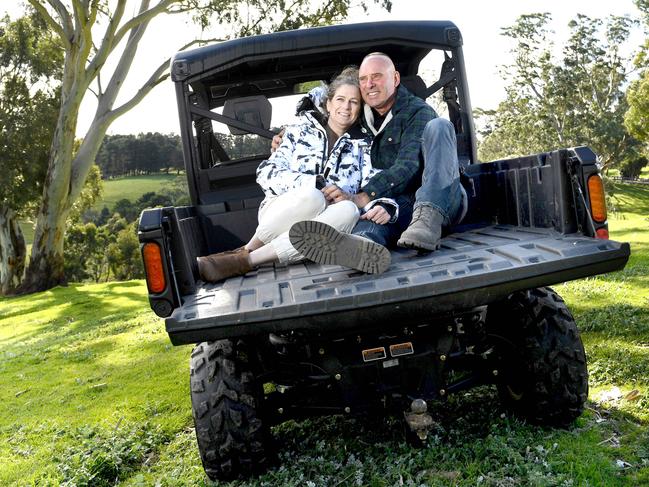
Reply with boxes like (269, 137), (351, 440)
(190, 340), (270, 481)
(486, 287), (588, 427)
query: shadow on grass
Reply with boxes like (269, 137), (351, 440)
(0, 281), (145, 321)
(610, 183), (649, 215)
(0, 281), (151, 353)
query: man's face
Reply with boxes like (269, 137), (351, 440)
(358, 56), (400, 115)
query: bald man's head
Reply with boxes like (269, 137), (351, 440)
(359, 53), (400, 115)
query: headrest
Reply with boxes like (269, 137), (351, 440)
(222, 95), (272, 135)
(400, 75), (428, 100)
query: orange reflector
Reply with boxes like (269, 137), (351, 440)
(596, 228), (609, 240)
(143, 242), (166, 293)
(587, 175), (607, 223)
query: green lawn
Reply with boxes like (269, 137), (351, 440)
(96, 173), (182, 211)
(1, 183), (648, 486)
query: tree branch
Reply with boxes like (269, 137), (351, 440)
(112, 0), (177, 48)
(85, 0), (127, 79)
(76, 1), (99, 68)
(178, 36), (226, 51)
(69, 62), (169, 200)
(72, 0), (88, 28)
(97, 71), (103, 97)
(47, 0), (74, 36)
(110, 60), (170, 121)
(27, 0), (70, 49)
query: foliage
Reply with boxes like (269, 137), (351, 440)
(68, 164), (104, 225)
(107, 223), (145, 281)
(625, 1), (649, 151)
(477, 12), (641, 170)
(620, 153), (649, 179)
(625, 76), (649, 150)
(0, 12), (61, 215)
(63, 174), (187, 283)
(0, 12), (61, 294)
(64, 218), (118, 282)
(96, 133), (184, 178)
(185, 0), (393, 36)
(56, 422), (168, 486)
(1, 184), (648, 485)
(65, 215), (145, 283)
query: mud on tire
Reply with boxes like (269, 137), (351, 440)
(190, 339), (270, 481)
(486, 287), (588, 427)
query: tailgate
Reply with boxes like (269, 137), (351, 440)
(165, 225), (630, 344)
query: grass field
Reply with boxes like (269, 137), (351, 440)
(18, 173), (182, 247)
(96, 173), (182, 212)
(1, 182), (648, 486)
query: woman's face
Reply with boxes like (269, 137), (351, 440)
(326, 84), (362, 133)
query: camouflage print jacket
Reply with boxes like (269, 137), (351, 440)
(256, 111), (399, 219)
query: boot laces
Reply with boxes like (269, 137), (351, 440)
(411, 205), (433, 226)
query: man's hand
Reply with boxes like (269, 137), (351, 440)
(360, 206), (391, 225)
(271, 128), (285, 152)
(322, 184), (352, 204)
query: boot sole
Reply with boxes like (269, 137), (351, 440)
(397, 237), (440, 252)
(289, 221), (391, 274)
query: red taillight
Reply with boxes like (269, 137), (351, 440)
(587, 174), (607, 223)
(596, 228), (609, 239)
(142, 242), (166, 293)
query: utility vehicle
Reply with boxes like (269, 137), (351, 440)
(138, 21), (630, 480)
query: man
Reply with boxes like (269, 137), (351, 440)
(288, 53), (467, 271)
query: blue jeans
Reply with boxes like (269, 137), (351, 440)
(352, 194), (414, 247)
(352, 118), (466, 245)
(415, 118), (466, 226)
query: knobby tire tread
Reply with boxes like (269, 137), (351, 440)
(190, 340), (269, 481)
(487, 287), (588, 427)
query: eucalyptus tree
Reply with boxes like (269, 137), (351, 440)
(19, 0), (390, 294)
(0, 13), (61, 294)
(625, 0), (649, 155)
(478, 12), (640, 170)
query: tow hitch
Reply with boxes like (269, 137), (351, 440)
(403, 399), (434, 441)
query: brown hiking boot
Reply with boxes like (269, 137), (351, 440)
(289, 220), (391, 274)
(196, 248), (252, 282)
(397, 205), (444, 251)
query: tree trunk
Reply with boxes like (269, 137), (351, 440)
(18, 129), (75, 293)
(0, 205), (27, 296)
(18, 188), (70, 294)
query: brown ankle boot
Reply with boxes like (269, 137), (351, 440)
(196, 248), (252, 282)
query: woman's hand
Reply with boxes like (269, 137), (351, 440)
(360, 206), (391, 225)
(271, 128), (285, 152)
(322, 184), (352, 204)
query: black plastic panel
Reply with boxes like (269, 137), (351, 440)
(165, 225), (630, 344)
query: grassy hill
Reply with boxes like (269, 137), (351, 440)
(1, 183), (648, 486)
(96, 173), (182, 212)
(18, 173), (182, 246)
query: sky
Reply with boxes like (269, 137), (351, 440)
(2, 0), (645, 136)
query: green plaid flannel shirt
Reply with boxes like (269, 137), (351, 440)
(360, 85), (437, 199)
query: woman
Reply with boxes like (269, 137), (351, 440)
(197, 67), (396, 283)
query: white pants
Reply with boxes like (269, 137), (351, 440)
(254, 187), (360, 263)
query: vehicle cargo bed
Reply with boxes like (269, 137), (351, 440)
(166, 224), (629, 344)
